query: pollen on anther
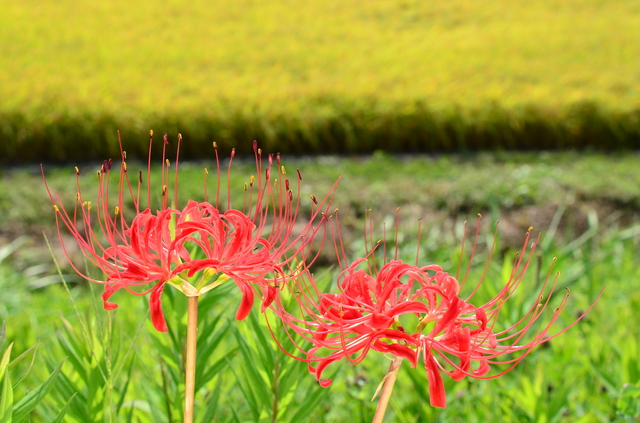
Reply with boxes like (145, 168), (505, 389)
(74, 166), (80, 175)
(123, 162), (127, 172)
(281, 165), (286, 175)
(528, 226), (534, 231)
(204, 168), (209, 175)
(310, 195), (318, 205)
(213, 142), (218, 149)
(115, 206), (120, 215)
(244, 183), (248, 191)
(87, 201), (92, 210)
(166, 159), (170, 167)
(76, 193), (80, 200)
(53, 205), (59, 212)
(150, 130), (154, 136)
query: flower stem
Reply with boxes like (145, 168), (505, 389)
(184, 296), (199, 423)
(372, 356), (403, 423)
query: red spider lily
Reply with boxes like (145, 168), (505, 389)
(43, 131), (338, 332)
(270, 216), (603, 408)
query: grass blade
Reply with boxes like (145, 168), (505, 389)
(50, 392), (77, 423)
(11, 359), (65, 422)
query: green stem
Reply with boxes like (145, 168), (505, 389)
(184, 296), (199, 423)
(372, 357), (403, 423)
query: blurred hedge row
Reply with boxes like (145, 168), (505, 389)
(2, 100), (640, 164)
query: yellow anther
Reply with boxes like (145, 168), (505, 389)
(258, 148), (262, 155)
(281, 165), (286, 175)
(53, 205), (59, 212)
(250, 175), (255, 185)
(87, 201), (92, 210)
(82, 201), (87, 207)
(565, 287), (571, 294)
(96, 170), (101, 176)
(536, 304), (543, 308)
(396, 207), (400, 212)
(528, 226), (534, 231)
(166, 159), (170, 167)
(334, 208), (339, 213)
(150, 130), (154, 136)
(162, 185), (168, 193)
(115, 206), (120, 215)
(213, 141), (218, 149)
(204, 168), (209, 174)
(478, 213), (483, 218)
(123, 162), (127, 171)
(554, 308), (560, 313)
(244, 182), (248, 191)
(123, 151), (127, 159)
(74, 166), (79, 174)
(76, 193), (80, 200)
(274, 179), (278, 186)
(178, 133), (182, 141)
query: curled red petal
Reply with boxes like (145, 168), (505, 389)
(235, 281), (255, 320)
(261, 285), (277, 312)
(149, 282), (168, 332)
(373, 340), (417, 364)
(102, 286), (119, 310)
(369, 312), (394, 329)
(425, 353), (447, 408)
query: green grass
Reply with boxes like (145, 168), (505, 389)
(1, 151), (640, 421)
(1, 0), (640, 160)
(1, 199), (638, 422)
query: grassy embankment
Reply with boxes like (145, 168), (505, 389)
(1, 151), (640, 421)
(1, 0), (640, 162)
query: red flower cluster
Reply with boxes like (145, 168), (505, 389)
(271, 220), (601, 408)
(43, 132), (337, 332)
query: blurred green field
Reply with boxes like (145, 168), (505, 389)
(1, 0), (640, 161)
(1, 151), (640, 421)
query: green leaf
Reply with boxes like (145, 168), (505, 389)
(197, 377), (222, 423)
(51, 393), (77, 423)
(286, 373), (334, 423)
(0, 344), (12, 385)
(0, 368), (13, 423)
(233, 328), (270, 409)
(11, 359), (64, 422)
(9, 345), (38, 389)
(115, 357), (135, 415)
(196, 348), (237, 392)
(225, 356), (260, 422)
(0, 323), (5, 354)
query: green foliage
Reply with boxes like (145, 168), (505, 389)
(0, 323), (72, 423)
(2, 151), (640, 421)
